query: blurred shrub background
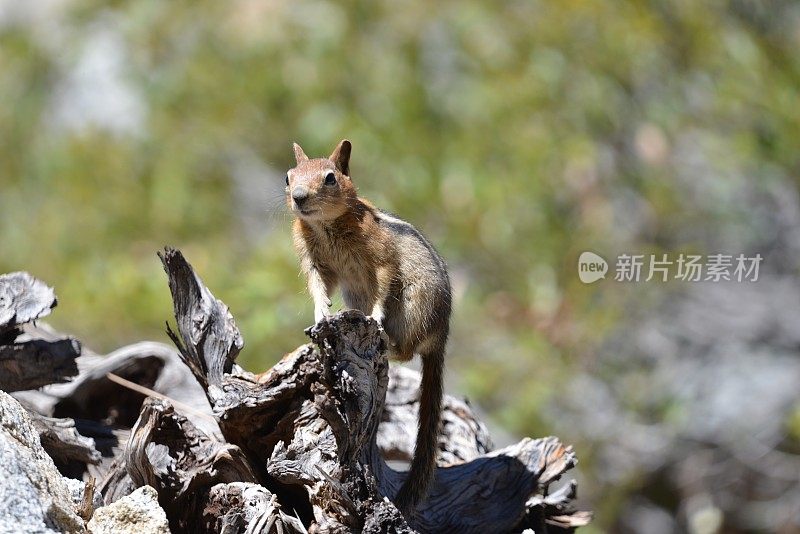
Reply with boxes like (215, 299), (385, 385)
(2, 0), (800, 531)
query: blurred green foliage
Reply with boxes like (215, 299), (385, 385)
(2, 0), (799, 529)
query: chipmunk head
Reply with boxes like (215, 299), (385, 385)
(286, 139), (355, 222)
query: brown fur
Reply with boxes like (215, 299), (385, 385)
(286, 140), (451, 515)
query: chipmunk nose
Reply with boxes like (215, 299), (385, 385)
(292, 186), (309, 206)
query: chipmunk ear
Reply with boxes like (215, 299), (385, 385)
(329, 139), (351, 175)
(293, 142), (309, 164)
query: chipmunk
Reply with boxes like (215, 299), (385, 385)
(286, 139), (451, 514)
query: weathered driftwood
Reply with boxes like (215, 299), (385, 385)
(17, 340), (216, 431)
(0, 273), (80, 391)
(0, 272), (177, 531)
(0, 337), (81, 392)
(11, 338), (218, 490)
(203, 482), (307, 533)
(158, 247), (243, 395)
(525, 480), (593, 532)
(120, 397), (256, 532)
(29, 411), (102, 466)
(156, 247), (588, 533)
(0, 271), (57, 341)
(0, 260), (589, 532)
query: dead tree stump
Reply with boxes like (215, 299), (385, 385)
(0, 253), (590, 533)
(148, 247), (589, 533)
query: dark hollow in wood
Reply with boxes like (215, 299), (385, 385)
(13, 337), (214, 486)
(29, 411), (102, 466)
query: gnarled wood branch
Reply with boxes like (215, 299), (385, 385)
(158, 247), (243, 396)
(122, 397), (257, 532)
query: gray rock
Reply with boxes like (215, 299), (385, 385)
(0, 390), (85, 533)
(86, 486), (169, 534)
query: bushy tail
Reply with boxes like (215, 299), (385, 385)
(395, 346), (444, 515)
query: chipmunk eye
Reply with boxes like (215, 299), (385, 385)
(285, 174), (289, 186)
(324, 172), (337, 185)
